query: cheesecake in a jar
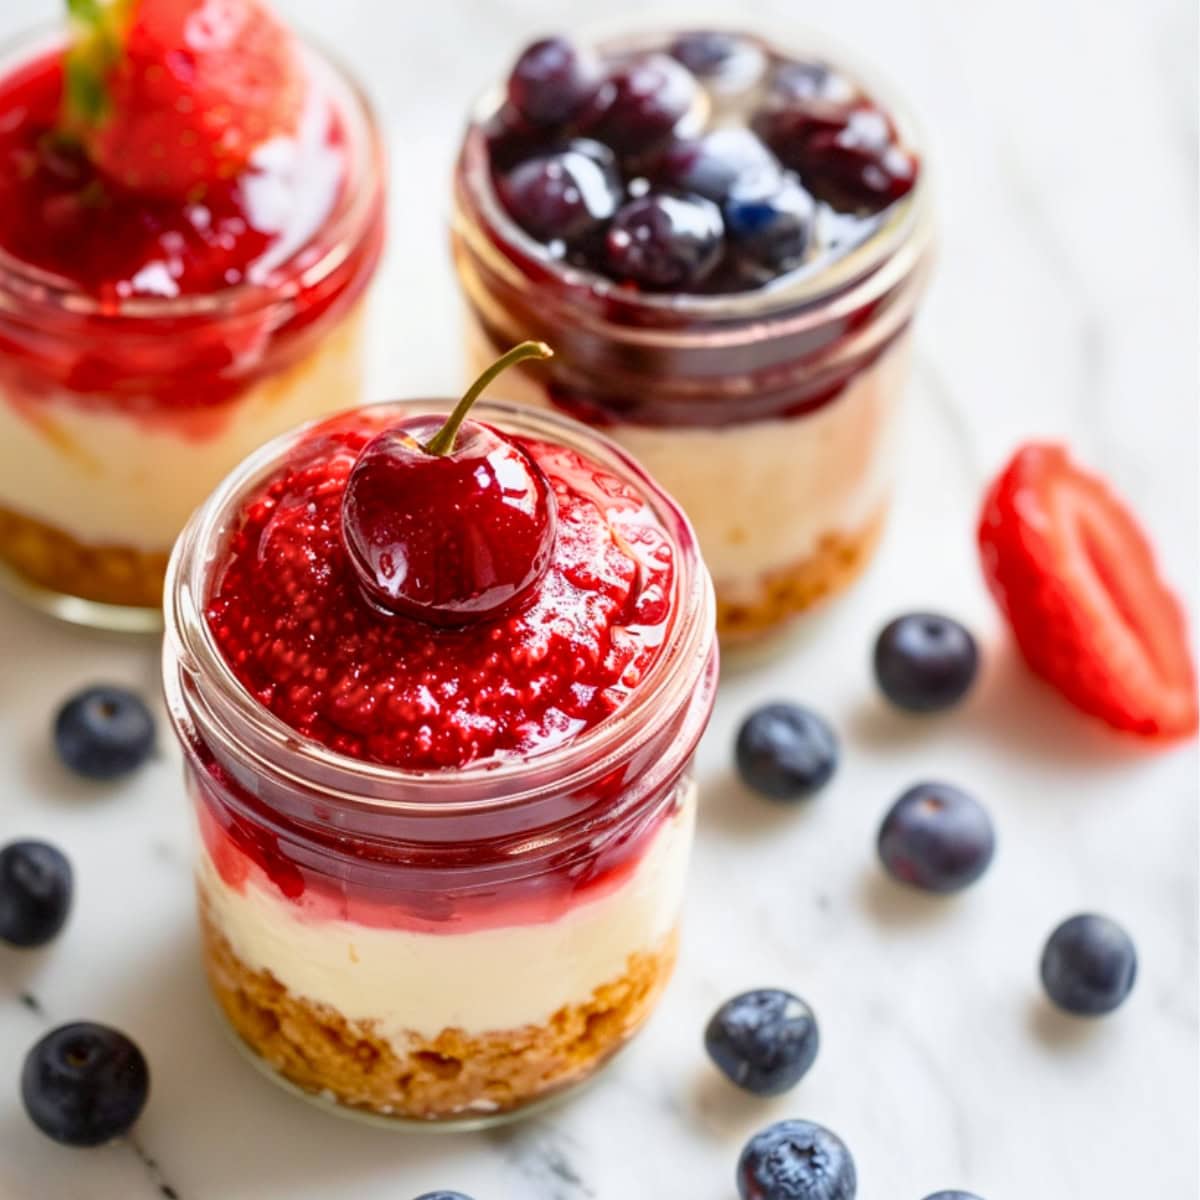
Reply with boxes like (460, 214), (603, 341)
(453, 29), (933, 639)
(0, 0), (384, 629)
(162, 346), (718, 1125)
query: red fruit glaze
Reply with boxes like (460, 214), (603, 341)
(341, 416), (558, 625)
(0, 49), (337, 302)
(206, 411), (677, 769)
(75, 0), (304, 199)
(978, 442), (1198, 740)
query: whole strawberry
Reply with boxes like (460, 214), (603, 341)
(64, 0), (304, 199)
(978, 442), (1197, 740)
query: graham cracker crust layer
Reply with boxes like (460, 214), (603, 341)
(717, 507), (887, 640)
(0, 506), (168, 609)
(199, 902), (679, 1122)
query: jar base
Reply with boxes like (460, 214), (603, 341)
(214, 1006), (616, 1133)
(716, 505), (887, 641)
(0, 554), (162, 633)
(200, 906), (679, 1128)
(0, 504), (165, 631)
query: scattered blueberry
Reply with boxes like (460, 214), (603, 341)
(506, 37), (600, 127)
(655, 128), (778, 203)
(413, 1194), (475, 1200)
(1040, 914), (1137, 1016)
(724, 171), (815, 273)
(735, 703), (839, 801)
(585, 53), (699, 156)
(53, 685), (155, 780)
(22, 1022), (149, 1146)
(921, 1193), (986, 1199)
(873, 613), (979, 713)
(605, 192), (723, 290)
(737, 1119), (857, 1200)
(0, 840), (72, 948)
(669, 31), (766, 91)
(877, 782), (995, 894)
(706, 989), (819, 1096)
(499, 143), (621, 245)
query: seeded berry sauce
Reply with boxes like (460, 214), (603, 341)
(205, 411), (676, 770)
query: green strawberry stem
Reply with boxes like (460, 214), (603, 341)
(62, 0), (132, 129)
(425, 341), (553, 457)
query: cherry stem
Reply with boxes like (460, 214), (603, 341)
(424, 341), (553, 457)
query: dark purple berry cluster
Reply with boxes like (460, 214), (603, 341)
(487, 33), (918, 293)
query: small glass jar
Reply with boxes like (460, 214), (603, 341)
(163, 399), (717, 1128)
(452, 28), (934, 640)
(0, 25), (385, 632)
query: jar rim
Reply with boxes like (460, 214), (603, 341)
(0, 22), (385, 323)
(163, 398), (718, 816)
(460, 22), (934, 323)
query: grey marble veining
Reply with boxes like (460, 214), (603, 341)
(0, 1), (1196, 1198)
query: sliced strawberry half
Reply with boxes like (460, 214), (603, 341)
(65, 0), (304, 199)
(978, 442), (1197, 740)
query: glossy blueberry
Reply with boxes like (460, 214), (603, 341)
(585, 53), (699, 156)
(669, 31), (766, 91)
(735, 703), (838, 801)
(768, 60), (856, 105)
(737, 1119), (857, 1200)
(1040, 914), (1137, 1016)
(413, 1194), (475, 1200)
(921, 1193), (986, 1200)
(0, 840), (72, 948)
(724, 171), (815, 272)
(877, 782), (995, 894)
(706, 989), (819, 1096)
(499, 142), (621, 245)
(655, 129), (777, 203)
(22, 1022), (149, 1146)
(506, 37), (600, 127)
(604, 192), (723, 290)
(873, 613), (979, 713)
(53, 685), (155, 780)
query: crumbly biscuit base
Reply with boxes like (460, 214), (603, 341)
(717, 508), (887, 641)
(200, 901), (679, 1122)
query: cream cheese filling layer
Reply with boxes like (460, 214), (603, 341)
(0, 307), (364, 552)
(199, 783), (695, 1046)
(465, 317), (909, 602)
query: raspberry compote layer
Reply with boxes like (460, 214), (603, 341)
(165, 400), (717, 1123)
(453, 28), (934, 638)
(0, 33), (384, 620)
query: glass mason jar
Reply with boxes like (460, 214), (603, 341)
(0, 25), (385, 632)
(163, 399), (718, 1128)
(452, 29), (934, 640)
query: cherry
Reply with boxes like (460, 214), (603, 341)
(583, 53), (699, 157)
(757, 102), (916, 213)
(341, 343), (558, 626)
(796, 107), (916, 211)
(498, 141), (622, 246)
(605, 192), (724, 290)
(507, 37), (602, 127)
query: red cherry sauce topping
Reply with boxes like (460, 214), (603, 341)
(0, 50), (344, 304)
(342, 416), (557, 625)
(206, 410), (675, 770)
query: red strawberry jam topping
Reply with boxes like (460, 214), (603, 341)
(206, 409), (676, 771)
(0, 48), (343, 303)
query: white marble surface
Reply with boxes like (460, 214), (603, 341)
(1, 1), (1197, 1198)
